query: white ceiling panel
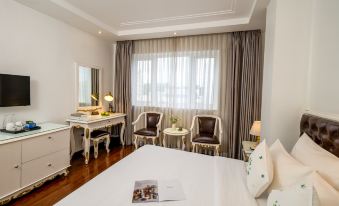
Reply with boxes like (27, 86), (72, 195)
(15, 0), (269, 41)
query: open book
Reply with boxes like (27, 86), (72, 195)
(132, 180), (185, 203)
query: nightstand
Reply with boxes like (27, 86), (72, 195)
(242, 141), (258, 161)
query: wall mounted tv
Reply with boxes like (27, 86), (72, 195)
(0, 74), (30, 107)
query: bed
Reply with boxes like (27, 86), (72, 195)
(56, 114), (339, 206)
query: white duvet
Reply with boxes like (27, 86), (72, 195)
(56, 145), (258, 206)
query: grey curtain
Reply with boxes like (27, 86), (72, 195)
(224, 30), (263, 159)
(91, 68), (99, 106)
(114, 41), (133, 145)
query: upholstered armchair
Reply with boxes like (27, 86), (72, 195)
(190, 115), (222, 156)
(132, 112), (163, 149)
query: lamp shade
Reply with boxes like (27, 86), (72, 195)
(104, 92), (114, 102)
(250, 121), (261, 136)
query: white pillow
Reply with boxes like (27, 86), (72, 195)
(292, 133), (339, 190)
(300, 172), (339, 206)
(267, 185), (319, 206)
(246, 140), (273, 197)
(267, 139), (313, 193)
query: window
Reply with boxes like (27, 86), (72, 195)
(132, 51), (219, 110)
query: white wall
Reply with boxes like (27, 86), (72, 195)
(307, 0), (339, 118)
(0, 0), (112, 125)
(262, 0), (339, 150)
(261, 0), (313, 150)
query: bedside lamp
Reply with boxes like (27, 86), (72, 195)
(104, 92), (114, 113)
(250, 121), (261, 144)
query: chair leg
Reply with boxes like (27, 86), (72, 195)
(93, 140), (99, 159)
(152, 138), (156, 145)
(215, 146), (219, 156)
(134, 135), (139, 149)
(192, 144), (195, 153)
(105, 135), (110, 153)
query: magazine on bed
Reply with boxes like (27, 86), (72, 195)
(132, 179), (185, 203)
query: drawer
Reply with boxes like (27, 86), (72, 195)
(22, 129), (70, 163)
(89, 118), (124, 130)
(21, 149), (69, 187)
(0, 142), (21, 198)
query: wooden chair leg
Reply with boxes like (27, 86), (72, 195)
(192, 144), (196, 153)
(215, 146), (219, 156)
(105, 135), (110, 153)
(152, 138), (156, 145)
(134, 135), (139, 149)
(93, 140), (99, 159)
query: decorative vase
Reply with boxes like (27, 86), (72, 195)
(171, 123), (176, 129)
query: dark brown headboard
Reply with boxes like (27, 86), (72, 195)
(300, 114), (339, 157)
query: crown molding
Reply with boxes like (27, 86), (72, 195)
(117, 17), (249, 36)
(121, 0), (236, 27)
(120, 10), (234, 27)
(50, 0), (117, 33)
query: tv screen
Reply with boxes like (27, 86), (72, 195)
(0, 74), (30, 107)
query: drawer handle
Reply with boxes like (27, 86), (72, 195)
(14, 165), (19, 169)
(48, 163), (52, 167)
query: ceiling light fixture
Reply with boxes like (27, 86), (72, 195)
(98, 30), (102, 34)
(174, 32), (177, 35)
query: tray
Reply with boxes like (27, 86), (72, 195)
(0, 126), (42, 134)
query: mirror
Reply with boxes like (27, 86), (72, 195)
(77, 65), (101, 108)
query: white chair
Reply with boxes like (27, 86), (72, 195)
(190, 115), (222, 156)
(132, 112), (163, 149)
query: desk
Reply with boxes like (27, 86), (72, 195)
(67, 113), (126, 164)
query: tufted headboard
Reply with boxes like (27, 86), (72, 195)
(300, 114), (339, 157)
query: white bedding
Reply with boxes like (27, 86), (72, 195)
(56, 145), (258, 206)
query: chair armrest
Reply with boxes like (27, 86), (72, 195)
(190, 116), (197, 131)
(190, 116), (198, 142)
(132, 112), (146, 133)
(156, 113), (164, 136)
(132, 113), (145, 125)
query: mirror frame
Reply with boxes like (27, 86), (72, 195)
(74, 62), (103, 111)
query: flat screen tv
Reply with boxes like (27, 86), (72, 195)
(0, 74), (30, 107)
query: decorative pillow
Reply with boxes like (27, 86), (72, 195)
(267, 184), (320, 206)
(246, 140), (273, 197)
(291, 133), (339, 190)
(299, 172), (339, 206)
(267, 139), (313, 193)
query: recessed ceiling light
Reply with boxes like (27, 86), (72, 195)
(98, 30), (102, 34)
(174, 32), (177, 35)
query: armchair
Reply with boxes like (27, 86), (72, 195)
(190, 115), (222, 156)
(132, 112), (163, 149)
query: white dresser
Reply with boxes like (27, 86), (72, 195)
(0, 123), (71, 205)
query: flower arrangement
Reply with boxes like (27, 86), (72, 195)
(169, 115), (180, 129)
(169, 115), (179, 124)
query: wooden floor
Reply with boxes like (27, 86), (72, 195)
(8, 145), (134, 206)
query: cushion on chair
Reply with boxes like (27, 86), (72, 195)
(198, 117), (216, 135)
(146, 113), (161, 128)
(193, 134), (219, 144)
(134, 128), (157, 136)
(90, 130), (110, 138)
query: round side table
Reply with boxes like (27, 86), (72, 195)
(163, 128), (189, 150)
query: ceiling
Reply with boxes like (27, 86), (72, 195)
(15, 0), (269, 42)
